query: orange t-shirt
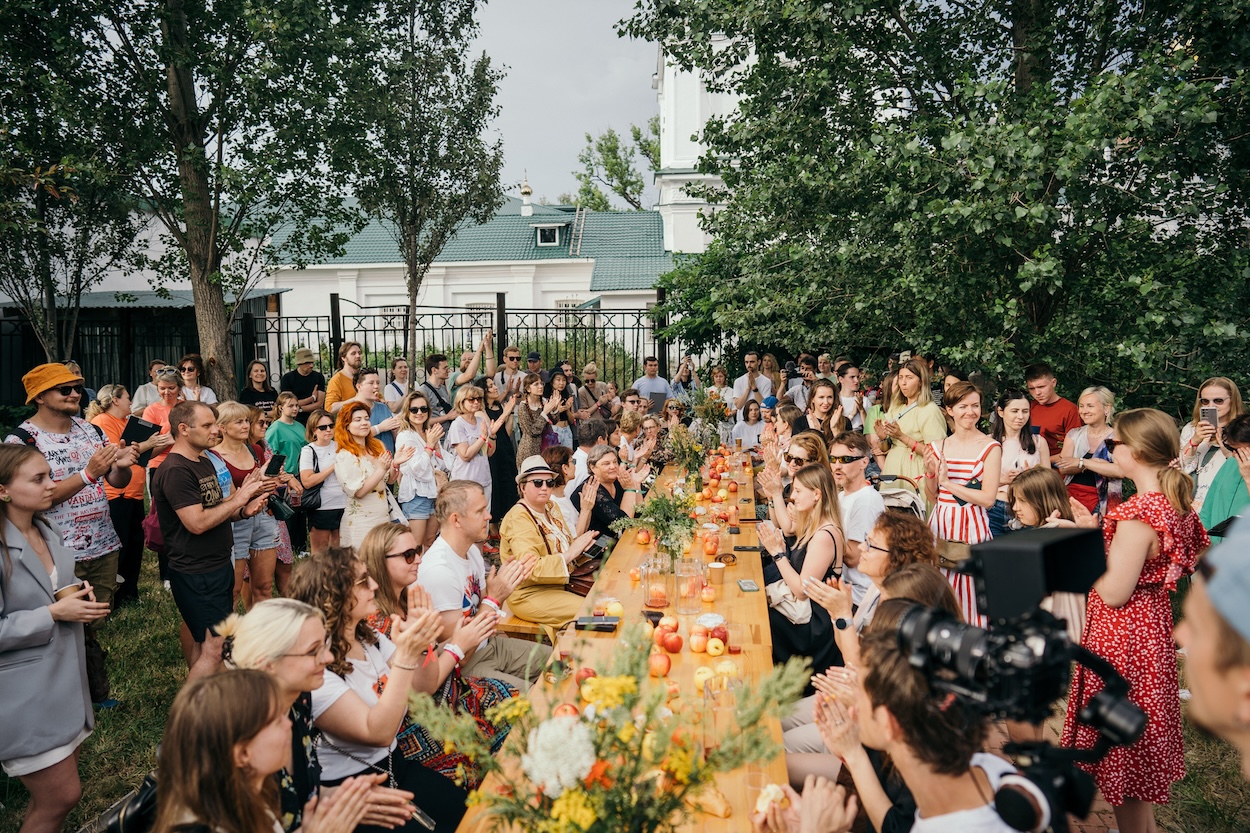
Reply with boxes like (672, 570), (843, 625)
(91, 413), (146, 500)
(141, 401), (176, 469)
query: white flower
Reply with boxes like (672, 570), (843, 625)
(520, 716), (595, 798)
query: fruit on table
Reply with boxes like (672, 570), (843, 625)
(703, 537), (719, 556)
(701, 585), (716, 603)
(710, 624), (729, 644)
(553, 703), (580, 718)
(575, 667), (597, 685)
(648, 652), (671, 677)
(663, 632), (684, 653)
(692, 666), (715, 690)
(636, 529), (652, 545)
(605, 600), (625, 618)
(659, 615), (679, 631)
(705, 637), (726, 657)
(690, 634), (708, 653)
(728, 481), (739, 492)
(629, 567), (642, 582)
(647, 583), (669, 607)
(715, 659), (739, 677)
(691, 623), (709, 637)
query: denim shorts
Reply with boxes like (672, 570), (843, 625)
(400, 494), (436, 520)
(231, 511), (279, 561)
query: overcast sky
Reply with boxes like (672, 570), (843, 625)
(472, 1), (660, 208)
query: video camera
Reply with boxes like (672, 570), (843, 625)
(895, 528), (1147, 833)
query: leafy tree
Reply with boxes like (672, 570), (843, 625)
(573, 116), (661, 210)
(0, 2), (151, 362)
(94, 0), (368, 397)
(623, 0), (1250, 410)
(340, 0), (504, 372)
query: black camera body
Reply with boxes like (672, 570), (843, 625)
(895, 528), (1146, 833)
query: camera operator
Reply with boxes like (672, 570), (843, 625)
(1175, 517), (1250, 780)
(830, 628), (1018, 832)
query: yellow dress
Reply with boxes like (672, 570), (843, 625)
(881, 401), (947, 502)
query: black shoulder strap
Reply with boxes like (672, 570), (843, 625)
(9, 427), (36, 446)
(422, 381), (451, 411)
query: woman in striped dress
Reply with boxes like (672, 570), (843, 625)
(924, 381), (1001, 626)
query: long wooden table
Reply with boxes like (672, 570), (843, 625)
(455, 464), (786, 832)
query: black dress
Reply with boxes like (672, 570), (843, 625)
(570, 482), (628, 537)
(768, 525), (843, 685)
(486, 402), (518, 517)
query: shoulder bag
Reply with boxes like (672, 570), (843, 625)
(300, 447), (323, 512)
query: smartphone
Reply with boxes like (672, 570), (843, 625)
(733, 544), (762, 552)
(1201, 406), (1219, 430)
(264, 454), (286, 477)
(574, 616), (620, 632)
(738, 579), (760, 592)
(1030, 425), (1041, 435)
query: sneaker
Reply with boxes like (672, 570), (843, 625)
(163, 580), (171, 591)
(93, 699), (121, 710)
(481, 543), (500, 556)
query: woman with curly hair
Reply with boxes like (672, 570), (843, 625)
(335, 401), (411, 550)
(357, 524), (515, 789)
(288, 547), (467, 832)
(151, 669), (371, 833)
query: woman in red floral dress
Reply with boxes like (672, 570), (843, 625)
(1061, 409), (1209, 833)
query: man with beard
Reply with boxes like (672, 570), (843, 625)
(324, 341), (363, 414)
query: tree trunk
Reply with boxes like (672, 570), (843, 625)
(405, 240), (427, 389)
(34, 188), (60, 361)
(162, 0), (235, 399)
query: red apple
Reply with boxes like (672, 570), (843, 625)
(710, 625), (729, 644)
(703, 538), (719, 556)
(648, 652), (671, 677)
(666, 679), (681, 700)
(636, 529), (652, 545)
(659, 616), (679, 631)
(663, 632), (684, 653)
(575, 667), (598, 685)
(553, 703), (580, 718)
(728, 481), (739, 492)
(690, 634), (708, 653)
(691, 623), (710, 637)
(629, 567), (642, 582)
(653, 627), (670, 647)
(711, 494), (724, 503)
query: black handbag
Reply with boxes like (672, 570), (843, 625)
(80, 771), (157, 833)
(299, 447), (323, 512)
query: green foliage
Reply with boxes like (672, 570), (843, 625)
(574, 117), (662, 210)
(623, 0), (1250, 413)
(611, 489), (698, 552)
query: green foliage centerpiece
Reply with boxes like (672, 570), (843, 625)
(409, 627), (810, 833)
(687, 386), (732, 450)
(610, 490), (698, 558)
(664, 424), (707, 489)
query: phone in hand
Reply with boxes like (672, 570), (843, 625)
(264, 454), (286, 477)
(1201, 406), (1219, 430)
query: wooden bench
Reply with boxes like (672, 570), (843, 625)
(496, 601), (548, 643)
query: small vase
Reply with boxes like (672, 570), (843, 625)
(687, 472), (703, 493)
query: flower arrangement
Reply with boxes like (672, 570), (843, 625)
(664, 423), (706, 479)
(409, 628), (809, 833)
(610, 490), (698, 555)
(687, 387), (731, 449)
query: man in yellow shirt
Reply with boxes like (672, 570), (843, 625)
(324, 341), (362, 414)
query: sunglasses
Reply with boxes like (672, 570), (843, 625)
(385, 548), (422, 564)
(785, 454), (809, 465)
(316, 423), (334, 431)
(409, 406), (430, 414)
(1200, 397), (1227, 406)
(831, 455), (865, 464)
(52, 384), (86, 397)
(506, 356), (520, 361)
(180, 366), (196, 372)
(155, 368), (179, 377)
(1103, 437), (1127, 452)
(526, 478), (557, 488)
(465, 396), (483, 402)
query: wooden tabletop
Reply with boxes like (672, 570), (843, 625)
(455, 464), (786, 832)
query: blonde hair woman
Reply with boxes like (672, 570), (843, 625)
(1061, 409), (1209, 833)
(213, 401), (280, 609)
(217, 599), (417, 831)
(872, 358), (946, 499)
(757, 463), (845, 681)
(445, 385), (494, 506)
(1179, 376), (1245, 506)
(1054, 385), (1123, 516)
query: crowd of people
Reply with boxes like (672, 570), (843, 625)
(3, 342), (1250, 833)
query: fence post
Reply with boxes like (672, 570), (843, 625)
(495, 292), (507, 363)
(329, 293), (343, 368)
(655, 287), (669, 380)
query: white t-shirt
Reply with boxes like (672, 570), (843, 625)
(418, 537), (488, 649)
(631, 375), (673, 401)
(912, 754), (1016, 833)
(299, 442), (347, 510)
(839, 485), (885, 605)
(383, 380), (406, 404)
(570, 447), (590, 492)
(310, 638), (397, 780)
(733, 373), (773, 407)
(840, 394), (864, 429)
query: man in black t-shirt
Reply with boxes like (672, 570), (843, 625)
(153, 401), (272, 678)
(280, 347), (326, 425)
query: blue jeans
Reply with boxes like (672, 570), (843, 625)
(987, 499), (1012, 538)
(400, 494), (436, 520)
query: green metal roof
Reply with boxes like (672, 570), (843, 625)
(301, 196), (673, 292)
(0, 287), (285, 310)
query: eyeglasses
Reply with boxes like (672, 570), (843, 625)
(385, 548), (422, 564)
(626, 399), (641, 405)
(52, 384), (86, 397)
(155, 369), (179, 377)
(526, 478), (557, 488)
(353, 574), (371, 587)
(282, 638), (331, 659)
(409, 406), (430, 414)
(465, 396), (483, 403)
(180, 366), (196, 373)
(316, 423), (334, 431)
(831, 455), (865, 464)
(1103, 437), (1127, 453)
(1200, 397), (1228, 406)
(866, 540), (890, 555)
(784, 454), (809, 465)
(666, 406), (680, 411)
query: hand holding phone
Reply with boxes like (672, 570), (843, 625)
(264, 454), (287, 477)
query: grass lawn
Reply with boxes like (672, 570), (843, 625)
(2, 555), (1248, 833)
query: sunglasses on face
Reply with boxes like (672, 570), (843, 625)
(386, 547), (422, 564)
(1200, 397), (1228, 406)
(785, 454), (809, 465)
(180, 366), (196, 373)
(316, 424), (334, 431)
(626, 399), (640, 405)
(831, 455), (865, 464)
(1103, 437), (1127, 452)
(527, 478), (557, 488)
(506, 356), (519, 362)
(52, 384), (86, 397)
(465, 396), (483, 403)
(409, 406), (430, 414)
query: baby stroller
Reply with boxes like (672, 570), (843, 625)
(871, 473), (925, 518)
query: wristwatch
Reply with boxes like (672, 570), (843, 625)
(771, 551), (787, 563)
(835, 618), (851, 631)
